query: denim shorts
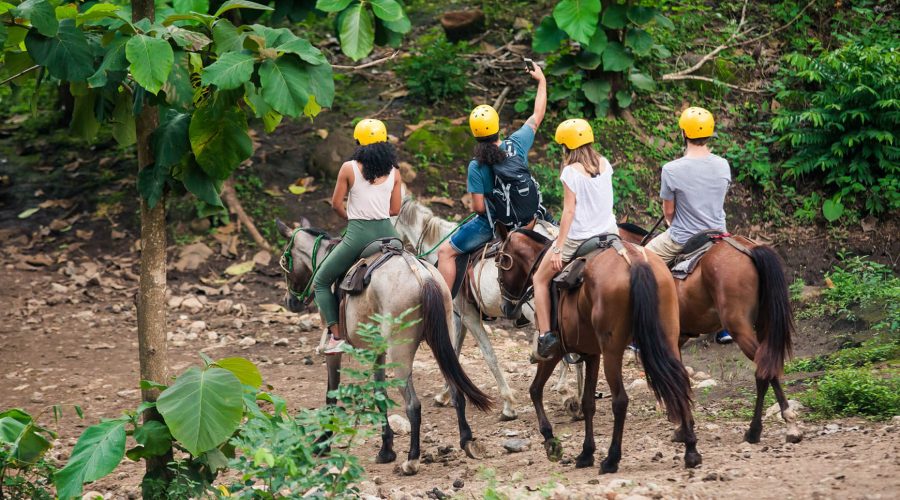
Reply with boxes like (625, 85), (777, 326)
(449, 215), (494, 253)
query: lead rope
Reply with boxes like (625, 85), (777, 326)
(281, 228), (324, 303)
(415, 213), (476, 259)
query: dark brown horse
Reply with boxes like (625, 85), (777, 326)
(618, 223), (800, 444)
(496, 228), (701, 472)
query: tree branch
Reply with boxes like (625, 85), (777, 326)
(0, 65), (40, 86)
(332, 51), (400, 71)
(661, 74), (768, 93)
(221, 181), (272, 251)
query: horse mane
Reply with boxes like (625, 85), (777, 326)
(397, 196), (455, 245)
(515, 228), (552, 245)
(302, 227), (332, 238)
(617, 222), (649, 236)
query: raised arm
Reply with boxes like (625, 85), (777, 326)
(525, 63), (547, 131)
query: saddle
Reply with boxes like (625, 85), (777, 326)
(339, 238), (404, 294)
(448, 239), (503, 300)
(669, 230), (754, 280)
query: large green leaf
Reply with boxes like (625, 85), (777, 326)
(201, 51), (255, 90)
(258, 56), (310, 116)
(601, 3), (627, 29)
(189, 97), (252, 179)
(586, 28), (607, 55)
(110, 91), (136, 147)
(215, 357), (262, 388)
(822, 198), (844, 222)
(133, 420), (172, 457)
(532, 16), (566, 54)
(70, 90), (100, 140)
(75, 3), (121, 25)
(0, 412), (51, 466)
(53, 419), (127, 500)
(167, 26), (212, 50)
(137, 162), (169, 209)
(602, 41), (633, 72)
(625, 28), (653, 56)
(552, 0), (600, 45)
(316, 0), (352, 12)
(277, 37), (327, 65)
(615, 90), (632, 108)
(152, 110), (191, 168)
(654, 12), (675, 30)
(87, 35), (128, 88)
(173, 0), (209, 14)
(627, 5), (656, 25)
(183, 158), (224, 207)
(339, 2), (374, 61)
(628, 71), (655, 91)
(156, 366), (243, 456)
(582, 78), (611, 104)
(163, 51), (194, 110)
(382, 13), (411, 34)
(0, 23), (7, 48)
(211, 19), (244, 55)
(214, 0), (273, 17)
(575, 50), (603, 70)
(303, 60), (334, 108)
(14, 0), (58, 37)
(126, 34), (174, 95)
(25, 19), (95, 82)
(370, 0), (403, 22)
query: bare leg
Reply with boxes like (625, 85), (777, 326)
(772, 378), (803, 443)
(530, 356), (563, 462)
(600, 347), (628, 474)
(374, 355), (396, 464)
(436, 242), (458, 293)
(575, 355), (600, 468)
(532, 252), (555, 334)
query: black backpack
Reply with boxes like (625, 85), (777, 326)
(485, 141), (544, 230)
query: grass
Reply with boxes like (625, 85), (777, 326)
(800, 368), (900, 421)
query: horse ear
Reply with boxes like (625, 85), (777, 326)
(275, 219), (293, 238)
(299, 217), (311, 228)
(495, 224), (509, 241)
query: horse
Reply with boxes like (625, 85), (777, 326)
(393, 195), (585, 421)
(495, 228), (702, 472)
(617, 222), (800, 444)
(275, 218), (493, 475)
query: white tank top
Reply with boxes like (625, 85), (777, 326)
(559, 160), (619, 240)
(346, 161), (395, 220)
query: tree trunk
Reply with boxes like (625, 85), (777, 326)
(132, 0), (172, 494)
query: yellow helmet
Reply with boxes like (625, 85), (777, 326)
(554, 119), (594, 149)
(678, 107), (715, 139)
(353, 118), (388, 145)
(469, 104), (500, 138)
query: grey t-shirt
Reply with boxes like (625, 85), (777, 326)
(659, 154), (731, 245)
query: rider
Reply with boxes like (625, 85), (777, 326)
(315, 118), (402, 354)
(645, 106), (733, 344)
(436, 62), (547, 292)
(534, 119), (619, 359)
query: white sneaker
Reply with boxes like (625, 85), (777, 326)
(323, 335), (345, 355)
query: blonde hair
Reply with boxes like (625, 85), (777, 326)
(562, 143), (604, 176)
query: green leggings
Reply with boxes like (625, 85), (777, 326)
(313, 218), (398, 327)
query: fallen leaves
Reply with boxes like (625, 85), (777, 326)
(224, 260), (255, 276)
(18, 207), (40, 219)
(288, 176), (317, 196)
(173, 243), (215, 272)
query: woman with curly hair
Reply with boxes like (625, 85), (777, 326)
(314, 118), (402, 354)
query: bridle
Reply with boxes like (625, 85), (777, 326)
(495, 231), (551, 315)
(278, 227), (329, 304)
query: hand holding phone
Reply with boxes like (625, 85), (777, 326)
(523, 58), (535, 72)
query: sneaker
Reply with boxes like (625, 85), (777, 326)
(716, 330), (733, 345)
(324, 334), (345, 355)
(627, 342), (639, 353)
(536, 332), (560, 359)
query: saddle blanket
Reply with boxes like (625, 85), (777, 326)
(671, 241), (714, 280)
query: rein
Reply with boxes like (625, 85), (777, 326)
(279, 227), (327, 304)
(495, 233), (551, 312)
(396, 197), (477, 259)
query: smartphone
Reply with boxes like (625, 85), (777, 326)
(523, 58), (535, 72)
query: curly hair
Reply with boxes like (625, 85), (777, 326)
(351, 142), (398, 182)
(473, 133), (507, 166)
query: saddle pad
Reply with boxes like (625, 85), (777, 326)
(360, 237), (403, 259)
(671, 241), (714, 280)
(340, 240), (403, 294)
(572, 232), (622, 260)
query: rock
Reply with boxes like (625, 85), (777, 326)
(233, 318), (244, 329)
(607, 479), (634, 490)
(253, 250), (272, 267)
(389, 414), (411, 435)
(188, 320), (207, 334)
(308, 132), (357, 179)
(693, 371), (710, 380)
(205, 331), (219, 341)
(174, 242), (214, 272)
(891, 415), (900, 424)
(440, 9), (485, 41)
(696, 379), (718, 389)
(273, 337), (290, 347)
(167, 295), (185, 308)
(627, 378), (648, 392)
(824, 423), (840, 433)
(30, 392), (44, 403)
(303, 356), (314, 365)
(398, 162), (417, 183)
(51, 283), (69, 293)
(502, 438), (530, 453)
(184, 332), (198, 341)
(116, 389), (138, 398)
(684, 366), (695, 377)
(373, 476), (384, 485)
(180, 296), (203, 313)
(452, 479), (464, 489)
(216, 299), (234, 315)
(238, 336), (257, 347)
(764, 399), (804, 420)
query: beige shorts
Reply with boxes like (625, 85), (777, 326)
(644, 229), (684, 264)
(560, 237), (588, 263)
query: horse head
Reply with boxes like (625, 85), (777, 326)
(495, 226), (551, 318)
(275, 217), (320, 313)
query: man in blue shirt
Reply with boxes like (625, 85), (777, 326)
(436, 63), (547, 291)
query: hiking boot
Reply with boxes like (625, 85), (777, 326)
(715, 330), (733, 345)
(324, 334), (345, 355)
(536, 332), (560, 359)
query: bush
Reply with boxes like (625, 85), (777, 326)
(813, 255), (900, 326)
(787, 337), (900, 374)
(772, 39), (900, 218)
(802, 368), (900, 420)
(397, 37), (472, 103)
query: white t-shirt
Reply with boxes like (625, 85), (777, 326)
(560, 160), (618, 240)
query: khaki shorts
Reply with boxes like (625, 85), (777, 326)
(644, 229), (684, 264)
(560, 237), (588, 263)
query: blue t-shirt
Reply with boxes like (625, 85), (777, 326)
(466, 124), (535, 195)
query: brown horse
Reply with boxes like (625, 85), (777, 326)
(496, 228), (701, 472)
(617, 223), (800, 444)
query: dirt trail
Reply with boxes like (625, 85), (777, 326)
(2, 261), (899, 499)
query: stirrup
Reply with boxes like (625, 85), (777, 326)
(563, 353), (583, 364)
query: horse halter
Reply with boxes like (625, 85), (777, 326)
(495, 232), (551, 314)
(279, 227), (326, 304)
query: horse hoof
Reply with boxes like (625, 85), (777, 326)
(600, 458), (619, 474)
(376, 449), (397, 464)
(684, 452), (702, 469)
(499, 409), (518, 421)
(463, 439), (485, 460)
(564, 397), (584, 421)
(400, 460), (419, 476)
(743, 428), (762, 444)
(544, 438), (563, 462)
(575, 453), (594, 469)
(786, 430), (803, 444)
(434, 393), (452, 407)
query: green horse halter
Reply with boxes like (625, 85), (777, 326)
(279, 227), (326, 303)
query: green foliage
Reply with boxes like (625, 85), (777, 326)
(787, 337), (900, 374)
(772, 39), (900, 218)
(801, 368), (900, 420)
(397, 37), (472, 104)
(802, 254), (900, 327)
(316, 0), (410, 61)
(723, 131), (776, 192)
(531, 161), (563, 213)
(223, 312), (414, 498)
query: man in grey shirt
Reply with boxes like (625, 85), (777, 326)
(646, 107), (731, 263)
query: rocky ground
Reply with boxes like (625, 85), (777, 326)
(2, 240), (899, 499)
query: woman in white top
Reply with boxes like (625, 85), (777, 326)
(535, 119), (619, 359)
(314, 119), (402, 353)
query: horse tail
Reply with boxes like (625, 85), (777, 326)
(630, 262), (693, 425)
(750, 245), (794, 380)
(420, 279), (494, 412)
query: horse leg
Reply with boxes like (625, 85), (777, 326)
(314, 353), (343, 454)
(531, 357), (563, 462)
(434, 305), (467, 407)
(745, 376), (769, 444)
(554, 362), (584, 421)
(575, 355), (600, 468)
(600, 348), (628, 474)
(727, 320), (768, 444)
(466, 306), (517, 421)
(373, 355), (397, 465)
(772, 378), (803, 443)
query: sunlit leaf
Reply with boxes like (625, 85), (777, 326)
(552, 0), (600, 45)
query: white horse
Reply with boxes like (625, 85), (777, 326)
(393, 196), (583, 420)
